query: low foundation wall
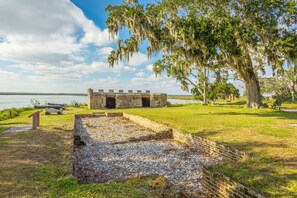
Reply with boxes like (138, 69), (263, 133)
(123, 113), (172, 133)
(172, 129), (247, 161)
(123, 113), (246, 162)
(201, 168), (267, 198)
(74, 113), (264, 197)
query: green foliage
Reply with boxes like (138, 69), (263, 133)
(0, 107), (33, 121)
(191, 81), (240, 102)
(261, 66), (297, 107)
(106, 0), (297, 107)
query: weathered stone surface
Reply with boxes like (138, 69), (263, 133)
(202, 168), (267, 198)
(88, 89), (167, 109)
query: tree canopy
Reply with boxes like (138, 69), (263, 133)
(106, 0), (297, 108)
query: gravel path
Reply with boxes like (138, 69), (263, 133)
(74, 117), (222, 194)
(4, 126), (32, 133)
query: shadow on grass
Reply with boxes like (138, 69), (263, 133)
(195, 110), (297, 120)
(189, 133), (296, 196)
(191, 130), (224, 138)
(168, 104), (188, 108)
(191, 131), (290, 153)
(0, 128), (71, 197)
(0, 122), (28, 125)
(217, 100), (247, 106)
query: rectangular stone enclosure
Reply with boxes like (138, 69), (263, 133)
(73, 113), (222, 195)
(87, 88), (167, 109)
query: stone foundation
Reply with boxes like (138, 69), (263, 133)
(74, 113), (265, 197)
(201, 168), (267, 198)
(122, 113), (247, 162)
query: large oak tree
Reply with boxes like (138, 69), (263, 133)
(106, 0), (296, 108)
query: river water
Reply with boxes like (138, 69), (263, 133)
(0, 95), (200, 110)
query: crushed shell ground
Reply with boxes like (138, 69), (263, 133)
(73, 117), (222, 194)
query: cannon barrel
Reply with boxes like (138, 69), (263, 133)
(47, 103), (66, 109)
(47, 103), (66, 107)
(34, 105), (63, 110)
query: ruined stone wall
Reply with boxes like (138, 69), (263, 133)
(201, 168), (267, 198)
(88, 92), (106, 109)
(87, 88), (167, 109)
(150, 93), (167, 107)
(123, 113), (172, 133)
(116, 94), (142, 108)
(172, 129), (247, 162)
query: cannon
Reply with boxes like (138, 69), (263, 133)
(34, 105), (63, 110)
(45, 108), (63, 115)
(47, 103), (66, 110)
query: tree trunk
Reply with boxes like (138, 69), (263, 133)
(291, 81), (296, 103)
(236, 56), (262, 108)
(244, 74), (262, 108)
(202, 67), (208, 105)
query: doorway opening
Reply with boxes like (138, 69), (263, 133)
(106, 97), (116, 109)
(142, 97), (150, 107)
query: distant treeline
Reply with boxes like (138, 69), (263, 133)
(0, 92), (87, 96)
(167, 95), (194, 100)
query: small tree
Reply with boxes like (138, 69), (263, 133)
(261, 73), (295, 106)
(192, 81), (239, 103)
(285, 68), (297, 103)
(153, 54), (210, 104)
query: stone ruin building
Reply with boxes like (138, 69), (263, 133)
(87, 88), (167, 109)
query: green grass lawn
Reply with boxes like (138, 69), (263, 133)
(0, 104), (296, 197)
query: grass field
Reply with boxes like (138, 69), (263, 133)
(0, 103), (296, 197)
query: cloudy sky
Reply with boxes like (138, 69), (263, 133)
(0, 0), (194, 94)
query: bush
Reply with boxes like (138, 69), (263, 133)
(0, 107), (33, 121)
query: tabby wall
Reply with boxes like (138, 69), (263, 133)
(87, 88), (167, 109)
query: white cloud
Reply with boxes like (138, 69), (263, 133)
(98, 47), (114, 56)
(9, 61), (136, 82)
(146, 64), (154, 71)
(0, 0), (187, 95)
(127, 53), (148, 66)
(130, 74), (185, 94)
(0, 69), (20, 80)
(76, 61), (136, 74)
(135, 72), (145, 77)
(0, 0), (113, 66)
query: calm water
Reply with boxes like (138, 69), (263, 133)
(0, 95), (87, 110)
(167, 99), (201, 105)
(0, 95), (200, 110)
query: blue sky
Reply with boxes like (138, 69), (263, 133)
(0, 0), (248, 95)
(0, 0), (188, 94)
